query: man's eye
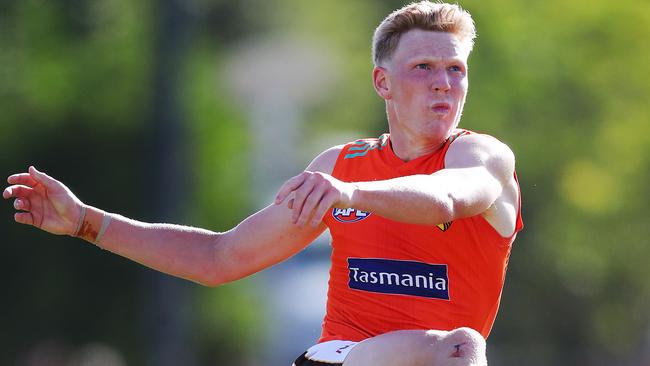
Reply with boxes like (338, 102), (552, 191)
(415, 64), (430, 70)
(449, 65), (463, 72)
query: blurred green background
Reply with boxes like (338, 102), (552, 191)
(2, 0), (649, 365)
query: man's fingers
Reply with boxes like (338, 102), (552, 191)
(291, 179), (316, 223)
(311, 191), (338, 227)
(7, 173), (38, 187)
(14, 198), (30, 211)
(297, 185), (327, 226)
(28, 166), (59, 190)
(276, 171), (340, 226)
(275, 173), (308, 204)
(3, 185), (34, 200)
(14, 212), (34, 226)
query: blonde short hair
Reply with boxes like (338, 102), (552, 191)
(372, 1), (477, 66)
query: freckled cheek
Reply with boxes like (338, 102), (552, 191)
(452, 74), (467, 88)
(393, 80), (423, 100)
(461, 78), (468, 90)
(452, 78), (468, 100)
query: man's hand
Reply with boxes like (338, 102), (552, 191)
(3, 166), (84, 236)
(275, 171), (356, 227)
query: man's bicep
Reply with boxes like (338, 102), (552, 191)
(215, 144), (343, 283)
(217, 202), (326, 283)
(441, 134), (515, 219)
(436, 167), (503, 219)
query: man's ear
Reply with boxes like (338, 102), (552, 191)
(373, 66), (391, 100)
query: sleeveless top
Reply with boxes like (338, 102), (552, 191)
(319, 129), (523, 342)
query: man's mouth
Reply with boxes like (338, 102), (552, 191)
(432, 103), (451, 114)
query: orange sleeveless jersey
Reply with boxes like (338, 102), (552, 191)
(319, 129), (523, 342)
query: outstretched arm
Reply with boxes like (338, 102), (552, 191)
(3, 147), (341, 286)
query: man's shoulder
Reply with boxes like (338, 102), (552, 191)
(307, 134), (390, 174)
(350, 133), (390, 146)
(306, 145), (345, 175)
(448, 131), (514, 159)
(445, 131), (516, 180)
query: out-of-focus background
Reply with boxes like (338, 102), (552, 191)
(1, 0), (649, 365)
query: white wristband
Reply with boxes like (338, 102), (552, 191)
(95, 213), (112, 246)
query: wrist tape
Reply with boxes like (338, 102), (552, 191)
(75, 206), (111, 245)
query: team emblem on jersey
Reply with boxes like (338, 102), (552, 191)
(436, 221), (453, 232)
(332, 207), (371, 223)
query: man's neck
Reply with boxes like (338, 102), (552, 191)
(388, 129), (449, 162)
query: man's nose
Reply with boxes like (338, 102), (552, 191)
(430, 70), (451, 92)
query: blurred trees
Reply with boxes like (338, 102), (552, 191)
(1, 0), (649, 365)
(1, 0), (260, 364)
(460, 1), (650, 364)
(1, 0), (155, 364)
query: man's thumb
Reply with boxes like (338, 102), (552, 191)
(29, 166), (56, 187)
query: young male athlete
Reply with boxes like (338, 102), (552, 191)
(4, 2), (522, 365)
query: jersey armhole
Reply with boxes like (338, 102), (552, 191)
(330, 142), (355, 179)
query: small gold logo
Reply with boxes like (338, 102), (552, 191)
(436, 221), (453, 232)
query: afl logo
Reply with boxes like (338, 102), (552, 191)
(332, 208), (371, 223)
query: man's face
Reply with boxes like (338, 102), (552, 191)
(375, 30), (469, 142)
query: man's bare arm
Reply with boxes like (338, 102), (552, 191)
(277, 134), (518, 236)
(3, 147), (341, 286)
(96, 202), (326, 286)
(351, 134), (516, 224)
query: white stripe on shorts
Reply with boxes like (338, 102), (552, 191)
(304, 340), (358, 364)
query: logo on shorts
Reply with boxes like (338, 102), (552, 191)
(347, 258), (449, 300)
(332, 208), (371, 223)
